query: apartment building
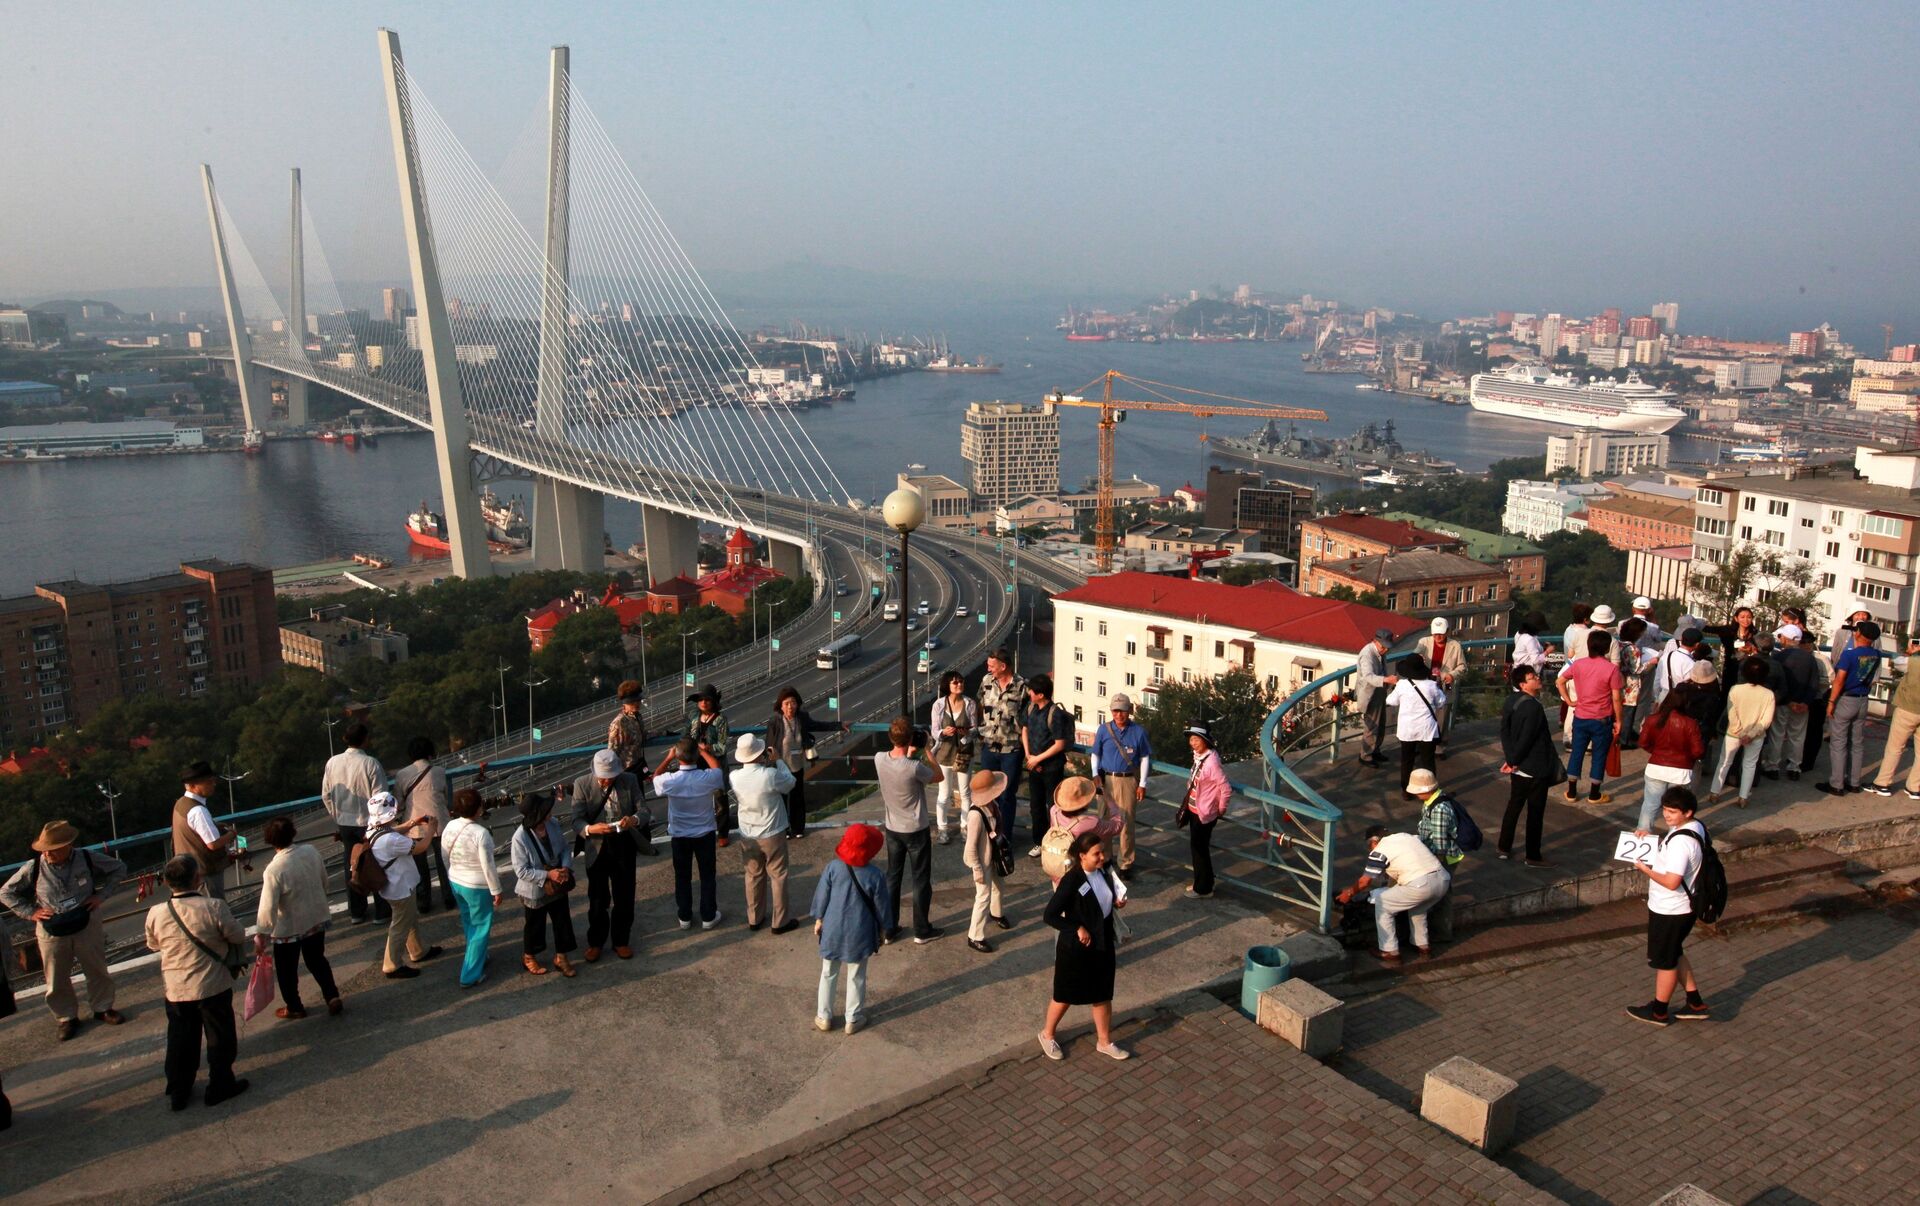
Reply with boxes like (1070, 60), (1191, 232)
(1378, 513), (1546, 593)
(1304, 549), (1514, 639)
(0, 560), (279, 746)
(1690, 446), (1920, 636)
(1296, 512), (1457, 578)
(1502, 479), (1616, 540)
(1204, 466), (1315, 568)
(896, 471), (975, 529)
(1545, 429), (1671, 478)
(1583, 493), (1697, 551)
(281, 607), (411, 676)
(1048, 573), (1422, 738)
(960, 401), (1060, 506)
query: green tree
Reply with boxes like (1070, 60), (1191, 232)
(1323, 583), (1388, 608)
(1138, 667), (1283, 765)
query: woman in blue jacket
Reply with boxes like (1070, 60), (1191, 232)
(810, 823), (893, 1034)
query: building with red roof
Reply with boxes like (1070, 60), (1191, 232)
(1049, 572), (1423, 736)
(1297, 511), (1461, 578)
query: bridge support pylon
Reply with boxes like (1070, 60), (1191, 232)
(199, 165), (264, 435)
(770, 540), (805, 582)
(378, 27), (491, 580)
(534, 478), (605, 571)
(285, 167), (310, 426)
(642, 505), (700, 586)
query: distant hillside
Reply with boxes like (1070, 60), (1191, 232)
(27, 298), (127, 321)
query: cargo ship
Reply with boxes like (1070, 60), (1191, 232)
(242, 429), (264, 455)
(479, 487), (531, 549)
(925, 355), (1002, 373)
(1065, 332), (1109, 342)
(1210, 419), (1458, 481)
(1468, 364), (1684, 434)
(406, 504), (451, 554)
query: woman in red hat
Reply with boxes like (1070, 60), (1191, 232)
(810, 824), (894, 1034)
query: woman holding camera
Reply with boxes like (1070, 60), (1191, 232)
(765, 685), (846, 840)
(929, 671), (982, 844)
(510, 791), (577, 978)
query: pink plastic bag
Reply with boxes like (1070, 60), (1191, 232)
(243, 934), (275, 1020)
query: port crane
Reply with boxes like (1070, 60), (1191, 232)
(1045, 370), (1327, 573)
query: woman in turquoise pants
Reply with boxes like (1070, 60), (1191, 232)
(441, 790), (501, 988)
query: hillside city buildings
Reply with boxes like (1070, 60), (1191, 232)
(961, 400), (1061, 506)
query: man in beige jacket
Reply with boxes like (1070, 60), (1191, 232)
(144, 856), (249, 1111)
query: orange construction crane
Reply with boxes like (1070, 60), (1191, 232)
(1046, 370), (1327, 573)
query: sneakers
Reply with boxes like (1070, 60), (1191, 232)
(1027, 845), (1043, 858)
(701, 910), (725, 930)
(1905, 789), (1920, 802)
(913, 926), (945, 945)
(1670, 1000), (1711, 1021)
(937, 829), (952, 845)
(1038, 1033), (1064, 1061)
(1624, 1002), (1672, 1027)
(1587, 791), (1612, 805)
(813, 1015), (832, 1033)
(1495, 850), (1511, 860)
(1865, 783), (1894, 797)
(677, 918), (692, 931)
(1096, 1042), (1132, 1061)
(845, 1017), (862, 1036)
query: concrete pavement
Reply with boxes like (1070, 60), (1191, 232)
(0, 799), (1292, 1204)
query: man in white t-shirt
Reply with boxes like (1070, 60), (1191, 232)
(1334, 825), (1449, 964)
(1626, 786), (1708, 1026)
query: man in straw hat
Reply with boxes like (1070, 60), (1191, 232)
(607, 679), (649, 779)
(173, 760), (237, 901)
(571, 748), (649, 960)
(2, 820), (127, 1040)
(729, 732), (798, 935)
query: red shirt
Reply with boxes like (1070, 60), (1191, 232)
(1566, 656), (1624, 720)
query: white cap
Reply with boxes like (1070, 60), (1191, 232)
(1632, 597), (1652, 611)
(1774, 623), (1804, 642)
(592, 749), (621, 778)
(1429, 617), (1449, 635)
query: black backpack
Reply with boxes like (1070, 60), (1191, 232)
(1670, 827), (1728, 923)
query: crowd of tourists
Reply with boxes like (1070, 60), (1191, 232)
(0, 649), (1233, 1120)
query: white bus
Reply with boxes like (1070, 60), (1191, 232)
(817, 633), (862, 670)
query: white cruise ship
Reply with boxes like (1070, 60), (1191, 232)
(1468, 364), (1684, 434)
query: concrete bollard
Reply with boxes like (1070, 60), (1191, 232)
(1421, 1056), (1519, 1154)
(1648, 1187), (1733, 1206)
(1254, 979), (1344, 1059)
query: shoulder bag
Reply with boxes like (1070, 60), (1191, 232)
(33, 850), (100, 938)
(846, 865), (887, 953)
(528, 823), (574, 896)
(167, 897), (247, 980)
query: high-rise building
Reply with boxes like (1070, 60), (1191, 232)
(1651, 301), (1679, 335)
(1627, 315), (1661, 340)
(1537, 313), (1564, 355)
(1545, 429), (1671, 477)
(1202, 466), (1312, 572)
(381, 287), (411, 324)
(0, 560), (279, 745)
(1789, 330), (1824, 357)
(960, 401), (1060, 506)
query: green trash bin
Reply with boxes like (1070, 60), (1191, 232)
(1241, 944), (1292, 1017)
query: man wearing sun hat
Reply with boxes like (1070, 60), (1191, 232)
(571, 748), (650, 959)
(729, 732), (798, 935)
(961, 768), (1013, 952)
(2, 820), (127, 1040)
(173, 760), (237, 901)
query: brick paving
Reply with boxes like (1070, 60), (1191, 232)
(697, 992), (1552, 1206)
(1337, 906), (1920, 1205)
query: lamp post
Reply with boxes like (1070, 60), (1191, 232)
(882, 487), (926, 719)
(324, 715), (341, 757)
(680, 631), (704, 718)
(497, 658), (512, 733)
(220, 755), (249, 819)
(97, 781), (122, 845)
(522, 672), (549, 756)
(765, 597), (786, 676)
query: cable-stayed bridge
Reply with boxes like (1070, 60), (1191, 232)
(199, 30), (910, 590)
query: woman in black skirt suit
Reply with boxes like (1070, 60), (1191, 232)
(1038, 832), (1131, 1062)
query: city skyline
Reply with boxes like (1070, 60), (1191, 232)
(4, 3), (1918, 338)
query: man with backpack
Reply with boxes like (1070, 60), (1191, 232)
(1627, 786), (1719, 1026)
(1021, 675), (1074, 857)
(2, 820), (127, 1040)
(355, 791), (442, 980)
(1409, 767), (1475, 944)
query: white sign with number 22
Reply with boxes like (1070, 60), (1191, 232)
(1613, 831), (1656, 864)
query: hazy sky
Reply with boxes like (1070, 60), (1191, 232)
(5, 2), (1916, 337)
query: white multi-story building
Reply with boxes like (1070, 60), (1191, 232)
(1713, 360), (1784, 391)
(1048, 573), (1421, 739)
(1502, 479), (1616, 540)
(1545, 430), (1671, 477)
(1689, 446), (1920, 636)
(1652, 301), (1680, 335)
(961, 400), (1060, 505)
(1537, 313), (1564, 356)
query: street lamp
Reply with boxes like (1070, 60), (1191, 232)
(522, 672), (550, 756)
(680, 631), (705, 718)
(220, 755), (249, 818)
(324, 715), (341, 757)
(765, 597), (786, 676)
(97, 781), (122, 845)
(883, 487), (926, 719)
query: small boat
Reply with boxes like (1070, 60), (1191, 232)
(343, 431), (359, 448)
(406, 504), (450, 555)
(1361, 470), (1405, 487)
(242, 429), (265, 455)
(316, 430), (340, 443)
(1065, 333), (1109, 342)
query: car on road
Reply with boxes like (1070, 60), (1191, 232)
(923, 635), (941, 651)
(905, 616), (921, 632)
(916, 599), (931, 616)
(834, 581), (850, 597)
(948, 547), (960, 558)
(882, 601), (901, 621)
(954, 604), (970, 618)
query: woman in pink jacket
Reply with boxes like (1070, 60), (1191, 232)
(1181, 724), (1232, 898)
